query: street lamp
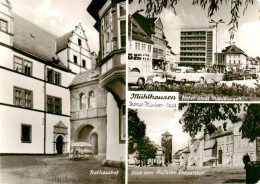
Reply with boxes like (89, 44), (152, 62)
(209, 19), (225, 72)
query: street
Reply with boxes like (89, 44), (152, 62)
(128, 166), (246, 184)
(0, 155), (124, 184)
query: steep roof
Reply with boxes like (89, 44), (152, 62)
(13, 14), (57, 62)
(162, 131), (172, 136)
(129, 15), (153, 44)
(56, 31), (73, 53)
(69, 69), (99, 86)
(222, 44), (246, 55)
(132, 12), (155, 37)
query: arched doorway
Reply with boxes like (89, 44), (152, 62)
(78, 125), (94, 142)
(56, 135), (63, 154)
(90, 133), (98, 155)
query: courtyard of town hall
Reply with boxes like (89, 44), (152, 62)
(0, 155), (125, 184)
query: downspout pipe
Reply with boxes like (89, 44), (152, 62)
(44, 64), (47, 154)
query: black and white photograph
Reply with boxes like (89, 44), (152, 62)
(128, 104), (260, 184)
(128, 1), (260, 101)
(0, 0), (125, 183)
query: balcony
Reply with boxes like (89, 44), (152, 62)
(71, 107), (106, 120)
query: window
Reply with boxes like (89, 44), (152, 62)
(47, 95), (62, 114)
(73, 55), (77, 64)
(14, 56), (32, 76)
(135, 42), (140, 50)
(118, 2), (126, 48)
(141, 44), (146, 51)
(120, 20), (126, 47)
(120, 104), (126, 143)
(119, 3), (126, 16)
(79, 93), (86, 110)
(82, 59), (86, 68)
(14, 87), (33, 108)
(21, 124), (31, 143)
(249, 142), (254, 148)
(54, 72), (61, 85)
(148, 45), (151, 52)
(47, 69), (61, 85)
(0, 19), (8, 32)
(78, 38), (82, 46)
(88, 91), (95, 109)
(101, 10), (113, 58)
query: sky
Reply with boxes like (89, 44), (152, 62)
(136, 108), (191, 153)
(10, 0), (99, 53)
(130, 0), (260, 57)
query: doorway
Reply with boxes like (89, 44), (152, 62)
(56, 135), (63, 154)
(90, 133), (98, 155)
(218, 150), (222, 164)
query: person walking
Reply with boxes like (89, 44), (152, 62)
(242, 153), (252, 184)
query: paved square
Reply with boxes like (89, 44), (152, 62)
(0, 155), (124, 184)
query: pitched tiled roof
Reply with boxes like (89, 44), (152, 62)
(69, 69), (99, 86)
(13, 14), (57, 62)
(56, 32), (73, 53)
(222, 44), (245, 55)
(129, 15), (153, 44)
(132, 12), (155, 37)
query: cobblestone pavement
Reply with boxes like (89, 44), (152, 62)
(0, 155), (124, 184)
(128, 166), (246, 184)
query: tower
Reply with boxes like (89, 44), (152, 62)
(161, 131), (173, 165)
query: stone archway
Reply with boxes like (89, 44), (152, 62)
(90, 133), (98, 155)
(53, 121), (68, 154)
(78, 125), (94, 142)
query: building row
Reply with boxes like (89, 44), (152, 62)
(173, 122), (258, 167)
(128, 15), (260, 74)
(0, 0), (126, 166)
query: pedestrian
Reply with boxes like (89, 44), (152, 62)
(242, 153), (252, 184)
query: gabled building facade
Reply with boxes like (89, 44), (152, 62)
(0, 0), (95, 154)
(56, 24), (95, 74)
(128, 15), (153, 75)
(132, 12), (171, 74)
(222, 44), (248, 71)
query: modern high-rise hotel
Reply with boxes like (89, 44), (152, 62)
(179, 26), (216, 70)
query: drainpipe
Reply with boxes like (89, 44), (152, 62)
(44, 64), (47, 154)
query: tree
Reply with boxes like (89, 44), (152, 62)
(240, 104), (260, 141)
(128, 109), (146, 154)
(179, 103), (242, 138)
(136, 136), (157, 166)
(130, 0), (257, 40)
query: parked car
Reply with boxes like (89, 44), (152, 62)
(152, 74), (167, 83)
(242, 69), (257, 79)
(166, 67), (206, 83)
(128, 68), (146, 87)
(166, 67), (223, 84)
